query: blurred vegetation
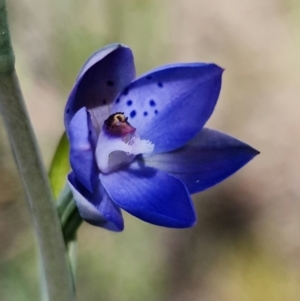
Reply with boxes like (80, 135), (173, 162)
(1, 0), (300, 300)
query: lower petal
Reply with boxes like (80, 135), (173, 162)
(100, 162), (196, 228)
(144, 128), (259, 194)
(68, 172), (124, 232)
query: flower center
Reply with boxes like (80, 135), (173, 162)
(95, 112), (154, 173)
(104, 112), (135, 136)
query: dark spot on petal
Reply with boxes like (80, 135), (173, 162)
(66, 108), (70, 113)
(146, 75), (152, 80)
(155, 110), (158, 114)
(127, 100), (133, 106)
(130, 110), (136, 118)
(116, 98), (120, 104)
(123, 87), (129, 95)
(143, 111), (148, 116)
(89, 130), (92, 135)
(158, 82), (163, 88)
(102, 99), (107, 104)
(107, 80), (114, 86)
(149, 99), (156, 107)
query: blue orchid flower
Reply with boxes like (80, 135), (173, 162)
(65, 44), (258, 232)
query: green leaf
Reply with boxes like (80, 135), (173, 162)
(49, 132), (70, 198)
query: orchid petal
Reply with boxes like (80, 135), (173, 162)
(144, 128), (259, 194)
(112, 63), (223, 153)
(68, 107), (98, 192)
(100, 162), (196, 228)
(65, 44), (135, 132)
(68, 172), (124, 231)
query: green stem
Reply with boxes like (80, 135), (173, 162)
(67, 240), (78, 284)
(57, 185), (83, 290)
(57, 182), (74, 216)
(63, 208), (83, 241)
(57, 185), (83, 242)
(0, 2), (74, 300)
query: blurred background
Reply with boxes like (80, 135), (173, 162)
(1, 0), (300, 300)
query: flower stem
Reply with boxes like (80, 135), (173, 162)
(57, 183), (83, 242)
(57, 184), (83, 290)
(67, 240), (78, 284)
(0, 1), (75, 300)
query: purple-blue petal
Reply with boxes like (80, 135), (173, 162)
(112, 63), (223, 153)
(65, 44), (135, 132)
(100, 162), (196, 228)
(144, 128), (259, 194)
(68, 107), (98, 192)
(68, 172), (124, 232)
